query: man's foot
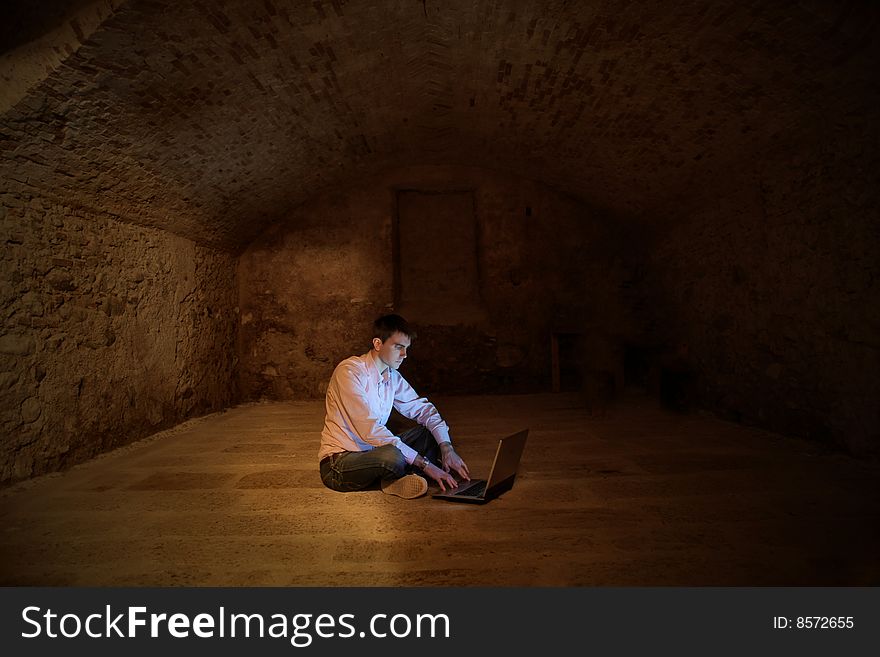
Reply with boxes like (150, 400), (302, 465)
(380, 474), (428, 499)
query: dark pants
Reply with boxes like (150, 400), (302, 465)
(319, 426), (440, 492)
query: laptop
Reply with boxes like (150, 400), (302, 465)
(433, 429), (528, 504)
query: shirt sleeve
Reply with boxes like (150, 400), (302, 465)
(333, 362), (419, 463)
(392, 375), (452, 446)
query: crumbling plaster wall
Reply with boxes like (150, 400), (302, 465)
(238, 165), (636, 400)
(642, 128), (879, 457)
(1, 192), (239, 485)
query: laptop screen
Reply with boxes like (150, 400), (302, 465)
(485, 429), (529, 493)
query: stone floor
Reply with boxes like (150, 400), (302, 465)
(1, 392), (878, 586)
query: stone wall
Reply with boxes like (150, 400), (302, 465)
(641, 126), (879, 457)
(1, 194), (239, 485)
(238, 165), (636, 400)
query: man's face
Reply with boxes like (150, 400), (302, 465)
(374, 331), (411, 370)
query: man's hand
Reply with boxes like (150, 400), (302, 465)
(439, 444), (470, 481)
(422, 462), (458, 492)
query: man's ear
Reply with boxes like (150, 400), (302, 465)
(372, 337), (382, 351)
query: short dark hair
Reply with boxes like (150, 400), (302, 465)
(372, 314), (415, 343)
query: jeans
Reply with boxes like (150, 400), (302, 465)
(320, 426), (440, 492)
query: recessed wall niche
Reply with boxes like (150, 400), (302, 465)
(236, 165), (629, 399)
(394, 190), (483, 326)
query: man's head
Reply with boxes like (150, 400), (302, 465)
(371, 314), (414, 371)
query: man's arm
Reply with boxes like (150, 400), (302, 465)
(412, 453), (459, 491)
(391, 378), (451, 444)
(438, 442), (469, 480)
(392, 376), (469, 480)
(330, 363), (419, 464)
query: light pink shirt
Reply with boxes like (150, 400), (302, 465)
(319, 351), (452, 463)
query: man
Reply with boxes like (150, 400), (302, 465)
(319, 314), (470, 499)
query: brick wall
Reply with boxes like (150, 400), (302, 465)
(237, 165), (636, 400)
(641, 123), (879, 457)
(1, 191), (239, 485)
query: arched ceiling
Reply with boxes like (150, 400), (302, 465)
(1, 0), (877, 252)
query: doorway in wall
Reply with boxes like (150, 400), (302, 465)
(393, 189), (483, 326)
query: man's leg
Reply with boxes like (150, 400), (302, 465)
(320, 444), (406, 492)
(399, 425), (441, 464)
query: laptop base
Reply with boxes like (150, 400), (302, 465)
(431, 430), (528, 506)
(432, 476), (515, 504)
(432, 489), (489, 504)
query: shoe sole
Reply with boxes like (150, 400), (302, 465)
(381, 474), (428, 499)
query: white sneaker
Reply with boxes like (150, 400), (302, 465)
(380, 474), (428, 499)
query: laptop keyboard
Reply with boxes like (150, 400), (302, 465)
(450, 480), (486, 497)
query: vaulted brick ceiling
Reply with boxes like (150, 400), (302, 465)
(2, 0), (876, 251)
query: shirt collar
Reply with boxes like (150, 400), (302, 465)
(365, 351), (391, 386)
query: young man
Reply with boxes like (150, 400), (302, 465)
(319, 314), (470, 499)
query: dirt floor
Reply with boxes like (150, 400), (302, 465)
(1, 392), (878, 586)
